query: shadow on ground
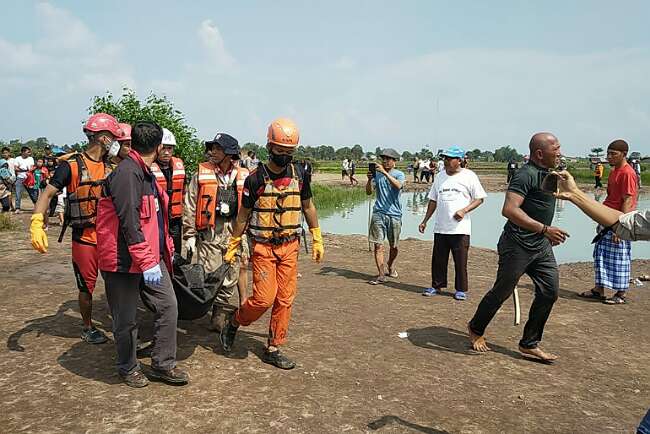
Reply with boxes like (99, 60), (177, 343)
(368, 415), (449, 433)
(317, 266), (424, 293)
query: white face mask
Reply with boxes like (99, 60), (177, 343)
(107, 140), (121, 158)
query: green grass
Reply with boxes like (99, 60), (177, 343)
(0, 213), (17, 231)
(312, 184), (369, 220)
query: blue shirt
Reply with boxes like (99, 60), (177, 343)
(373, 169), (405, 218)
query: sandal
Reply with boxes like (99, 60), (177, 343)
(578, 289), (605, 300)
(603, 295), (627, 305)
(368, 276), (386, 285)
(387, 269), (398, 278)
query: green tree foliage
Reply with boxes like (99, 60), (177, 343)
(401, 150), (414, 161)
(241, 142), (268, 161)
(350, 144), (364, 160)
(88, 88), (204, 174)
(590, 147), (604, 157)
(493, 145), (523, 162)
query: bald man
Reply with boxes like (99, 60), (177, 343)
(468, 133), (569, 363)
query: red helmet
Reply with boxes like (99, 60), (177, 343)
(117, 123), (131, 142)
(83, 113), (123, 138)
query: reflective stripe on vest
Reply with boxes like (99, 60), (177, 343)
(248, 164), (303, 243)
(195, 162), (248, 230)
(151, 157), (185, 219)
(65, 153), (111, 229)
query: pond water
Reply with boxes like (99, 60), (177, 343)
(319, 191), (650, 264)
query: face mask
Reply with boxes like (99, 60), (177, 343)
(270, 151), (293, 168)
(107, 140), (121, 158)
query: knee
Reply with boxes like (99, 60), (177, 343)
(157, 294), (178, 318)
(248, 292), (275, 309)
(374, 244), (384, 253)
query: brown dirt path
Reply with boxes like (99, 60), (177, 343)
(0, 215), (649, 433)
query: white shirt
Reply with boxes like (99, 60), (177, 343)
(6, 157), (16, 176)
(342, 159), (349, 170)
(437, 160), (444, 173)
(13, 156), (34, 179)
(428, 168), (487, 235)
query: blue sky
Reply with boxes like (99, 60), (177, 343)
(1, 1), (649, 155)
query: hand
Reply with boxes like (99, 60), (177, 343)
(224, 236), (242, 264)
(30, 213), (48, 253)
(418, 222), (427, 234)
(185, 236), (196, 254)
(143, 264), (162, 286)
(612, 233), (621, 244)
(453, 209), (466, 221)
(552, 170), (579, 201)
(375, 164), (387, 176)
(366, 171), (373, 179)
(310, 227), (324, 262)
(544, 226), (570, 246)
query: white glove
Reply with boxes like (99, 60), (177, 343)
(143, 264), (162, 286)
(185, 237), (196, 254)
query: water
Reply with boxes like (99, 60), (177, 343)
(319, 191), (650, 264)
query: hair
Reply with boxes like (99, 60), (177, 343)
(131, 121), (163, 154)
(248, 150), (254, 157)
(21, 146), (31, 153)
(1, 147), (9, 153)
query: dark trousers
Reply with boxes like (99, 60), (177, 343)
(431, 233), (470, 292)
(469, 232), (559, 349)
(102, 262), (178, 375)
(594, 176), (603, 189)
(169, 218), (183, 254)
(1, 196), (10, 212)
(507, 170), (514, 183)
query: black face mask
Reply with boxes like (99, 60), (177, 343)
(270, 151), (293, 168)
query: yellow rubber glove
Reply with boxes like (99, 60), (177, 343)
(223, 236), (242, 264)
(310, 227), (324, 262)
(30, 213), (49, 253)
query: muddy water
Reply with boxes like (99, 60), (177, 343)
(319, 191), (650, 263)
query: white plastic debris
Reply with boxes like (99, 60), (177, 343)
(398, 332), (409, 338)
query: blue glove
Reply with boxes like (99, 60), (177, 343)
(143, 264), (162, 286)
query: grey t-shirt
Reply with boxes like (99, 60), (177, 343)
(503, 162), (556, 250)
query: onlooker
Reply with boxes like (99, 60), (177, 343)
(22, 158), (48, 206)
(631, 158), (642, 187)
(13, 146), (35, 213)
(413, 158), (420, 183)
(341, 158), (349, 181)
(349, 159), (358, 185)
(55, 187), (66, 225)
(420, 158), (431, 183)
(468, 132), (568, 363)
(418, 146), (486, 300)
(580, 140), (638, 304)
(366, 148), (406, 285)
(437, 157), (444, 175)
(507, 159), (519, 184)
(0, 158), (14, 212)
(593, 161), (604, 189)
(97, 121), (188, 388)
(43, 145), (58, 173)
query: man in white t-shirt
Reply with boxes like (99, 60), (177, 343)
(437, 158), (444, 174)
(13, 146), (35, 213)
(418, 146), (487, 300)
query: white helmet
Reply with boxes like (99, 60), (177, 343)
(162, 128), (177, 146)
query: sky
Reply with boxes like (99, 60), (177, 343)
(1, 0), (649, 156)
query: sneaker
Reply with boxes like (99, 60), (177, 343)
(148, 367), (189, 385)
(422, 287), (438, 297)
(262, 349), (296, 370)
(81, 327), (109, 344)
(454, 291), (467, 301)
(119, 369), (149, 388)
(219, 319), (239, 352)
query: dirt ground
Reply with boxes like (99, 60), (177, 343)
(1, 210), (649, 433)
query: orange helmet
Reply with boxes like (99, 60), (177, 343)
(267, 117), (299, 147)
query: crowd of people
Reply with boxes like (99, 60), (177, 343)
(18, 116), (646, 400)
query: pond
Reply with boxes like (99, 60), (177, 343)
(319, 191), (650, 264)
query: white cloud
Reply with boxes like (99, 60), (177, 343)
(197, 19), (235, 70)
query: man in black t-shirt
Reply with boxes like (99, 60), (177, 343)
(468, 132), (569, 363)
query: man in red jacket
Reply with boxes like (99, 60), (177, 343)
(97, 121), (188, 388)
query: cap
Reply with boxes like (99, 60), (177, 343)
(379, 148), (400, 160)
(441, 146), (465, 159)
(205, 133), (240, 159)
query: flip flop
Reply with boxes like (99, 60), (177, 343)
(577, 289), (605, 300)
(603, 295), (627, 305)
(388, 269), (398, 278)
(368, 276), (386, 285)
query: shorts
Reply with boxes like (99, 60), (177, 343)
(55, 203), (65, 214)
(71, 241), (98, 294)
(369, 212), (402, 247)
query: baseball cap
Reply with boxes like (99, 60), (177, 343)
(441, 146), (465, 159)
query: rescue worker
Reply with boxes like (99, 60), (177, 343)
(97, 121), (188, 388)
(30, 113), (124, 344)
(111, 123), (132, 165)
(219, 117), (325, 370)
(150, 128), (185, 252)
(183, 133), (249, 332)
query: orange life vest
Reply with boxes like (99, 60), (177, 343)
(195, 162), (248, 231)
(248, 164), (303, 243)
(151, 157), (185, 219)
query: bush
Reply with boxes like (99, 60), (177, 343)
(0, 213), (17, 231)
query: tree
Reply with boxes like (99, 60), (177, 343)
(241, 142), (267, 161)
(493, 145), (522, 162)
(350, 144), (364, 160)
(88, 88), (204, 174)
(401, 150), (414, 161)
(417, 147), (433, 160)
(335, 146), (351, 160)
(591, 147), (604, 157)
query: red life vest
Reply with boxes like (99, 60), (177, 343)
(150, 157), (185, 219)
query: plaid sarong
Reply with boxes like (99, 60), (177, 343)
(593, 230), (631, 291)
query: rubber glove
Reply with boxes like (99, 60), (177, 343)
(224, 236), (242, 264)
(310, 227), (324, 262)
(143, 264), (162, 286)
(30, 213), (48, 253)
(185, 236), (196, 254)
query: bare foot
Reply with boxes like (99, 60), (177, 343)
(467, 324), (490, 352)
(518, 346), (558, 363)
